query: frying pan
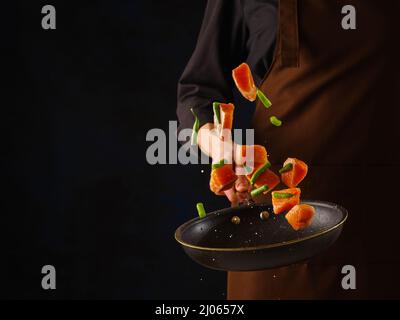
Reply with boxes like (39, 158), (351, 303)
(175, 200), (347, 271)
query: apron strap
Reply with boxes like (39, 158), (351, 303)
(279, 0), (300, 68)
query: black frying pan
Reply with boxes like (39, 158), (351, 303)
(175, 200), (347, 271)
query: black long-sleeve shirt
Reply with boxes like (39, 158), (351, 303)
(177, 0), (278, 133)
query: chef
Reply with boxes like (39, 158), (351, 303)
(177, 0), (400, 299)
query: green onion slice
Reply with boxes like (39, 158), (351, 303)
(250, 162), (271, 186)
(279, 163), (293, 174)
(256, 88), (272, 108)
(243, 163), (253, 174)
(270, 116), (282, 127)
(273, 192), (295, 199)
(251, 185), (269, 198)
(213, 102), (221, 124)
(196, 202), (206, 219)
(190, 107), (200, 146)
(212, 159), (226, 170)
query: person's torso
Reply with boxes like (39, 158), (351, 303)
(250, 0), (400, 269)
(228, 1), (400, 300)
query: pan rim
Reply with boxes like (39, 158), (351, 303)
(174, 200), (348, 252)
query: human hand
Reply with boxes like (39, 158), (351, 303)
(198, 123), (251, 204)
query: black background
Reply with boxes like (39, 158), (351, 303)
(6, 0), (244, 299)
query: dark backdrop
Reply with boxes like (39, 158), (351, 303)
(5, 0), (247, 299)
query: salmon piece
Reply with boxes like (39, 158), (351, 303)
(237, 145), (268, 170)
(285, 204), (315, 230)
(281, 158), (308, 188)
(232, 63), (257, 102)
(247, 165), (280, 195)
(209, 177), (225, 195)
(271, 188), (301, 214)
(254, 169), (280, 193)
(210, 164), (237, 194)
(219, 103), (235, 138)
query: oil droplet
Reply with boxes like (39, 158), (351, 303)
(201, 170), (204, 173)
(260, 211), (270, 220)
(231, 216), (241, 225)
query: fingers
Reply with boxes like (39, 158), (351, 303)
(235, 175), (250, 193)
(224, 187), (239, 206)
(198, 124), (234, 162)
(224, 176), (250, 205)
(236, 190), (249, 203)
(235, 176), (250, 202)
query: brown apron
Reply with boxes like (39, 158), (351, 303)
(228, 0), (400, 299)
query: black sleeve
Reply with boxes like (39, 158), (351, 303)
(176, 0), (247, 134)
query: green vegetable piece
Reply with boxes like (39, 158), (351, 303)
(251, 185), (269, 198)
(243, 164), (253, 174)
(191, 107), (200, 146)
(279, 163), (293, 174)
(273, 192), (294, 199)
(196, 202), (206, 219)
(270, 116), (282, 127)
(256, 88), (272, 108)
(213, 102), (221, 124)
(250, 162), (271, 186)
(212, 159), (226, 170)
